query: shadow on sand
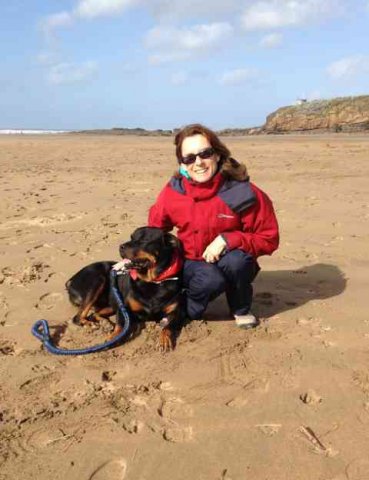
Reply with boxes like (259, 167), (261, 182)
(206, 263), (347, 320)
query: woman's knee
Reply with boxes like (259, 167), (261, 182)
(189, 264), (225, 295)
(218, 250), (259, 278)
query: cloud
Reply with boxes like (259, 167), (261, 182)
(219, 68), (258, 86)
(145, 22), (233, 64)
(41, 1), (137, 38)
(148, 52), (190, 65)
(147, 0), (240, 21)
(170, 71), (188, 85)
(259, 32), (283, 48)
(241, 0), (341, 31)
(326, 55), (369, 80)
(47, 61), (98, 85)
(42, 0), (348, 37)
(41, 11), (73, 37)
(74, 0), (138, 19)
(45, 0), (241, 27)
(146, 23), (232, 50)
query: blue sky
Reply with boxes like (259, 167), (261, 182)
(1, 0), (369, 130)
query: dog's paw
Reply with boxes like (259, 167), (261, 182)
(72, 314), (99, 329)
(158, 328), (174, 352)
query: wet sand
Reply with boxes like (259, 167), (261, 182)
(1, 134), (369, 479)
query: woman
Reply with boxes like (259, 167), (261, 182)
(148, 124), (279, 329)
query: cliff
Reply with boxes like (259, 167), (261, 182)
(264, 95), (369, 133)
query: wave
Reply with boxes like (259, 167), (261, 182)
(0, 129), (71, 135)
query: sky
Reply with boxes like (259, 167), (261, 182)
(1, 0), (369, 130)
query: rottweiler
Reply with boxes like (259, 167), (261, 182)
(65, 227), (183, 351)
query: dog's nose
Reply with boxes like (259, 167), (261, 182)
(119, 242), (135, 259)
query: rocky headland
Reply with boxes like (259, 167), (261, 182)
(263, 95), (369, 134)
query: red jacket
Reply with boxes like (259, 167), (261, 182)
(148, 170), (279, 261)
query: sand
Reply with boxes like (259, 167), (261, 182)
(0, 133), (368, 480)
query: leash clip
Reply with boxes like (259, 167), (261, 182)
(116, 269), (129, 276)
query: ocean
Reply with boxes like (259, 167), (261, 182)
(0, 129), (70, 135)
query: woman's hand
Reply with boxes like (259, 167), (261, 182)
(202, 235), (227, 263)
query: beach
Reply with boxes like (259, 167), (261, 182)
(1, 133), (368, 480)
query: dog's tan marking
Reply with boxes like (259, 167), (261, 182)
(92, 306), (115, 323)
(137, 267), (159, 282)
(163, 302), (178, 315)
(96, 306), (115, 317)
(108, 323), (123, 341)
(136, 250), (156, 263)
(77, 280), (106, 325)
(126, 295), (144, 313)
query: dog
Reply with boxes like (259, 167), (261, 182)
(65, 227), (183, 351)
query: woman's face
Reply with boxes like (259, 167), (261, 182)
(181, 134), (220, 183)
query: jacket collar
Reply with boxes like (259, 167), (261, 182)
(182, 171), (224, 201)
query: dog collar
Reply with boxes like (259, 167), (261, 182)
(129, 248), (182, 283)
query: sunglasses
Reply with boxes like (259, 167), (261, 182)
(181, 147), (215, 165)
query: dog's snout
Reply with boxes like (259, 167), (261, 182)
(119, 241), (134, 258)
(119, 243), (126, 256)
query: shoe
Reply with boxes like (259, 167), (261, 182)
(234, 313), (259, 330)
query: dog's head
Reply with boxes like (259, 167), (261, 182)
(119, 227), (181, 281)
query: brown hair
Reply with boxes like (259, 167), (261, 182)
(174, 124), (231, 164)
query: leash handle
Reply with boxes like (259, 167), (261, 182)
(32, 319), (51, 342)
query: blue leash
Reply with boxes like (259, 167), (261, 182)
(31, 269), (131, 355)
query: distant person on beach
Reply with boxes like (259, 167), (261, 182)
(148, 124), (279, 328)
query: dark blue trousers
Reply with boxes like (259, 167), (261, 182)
(183, 250), (260, 320)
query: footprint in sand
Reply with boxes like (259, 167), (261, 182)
(162, 425), (193, 443)
(35, 292), (64, 310)
(0, 340), (15, 355)
(226, 396), (249, 408)
(1, 262), (50, 286)
(255, 291), (274, 306)
(21, 427), (71, 452)
(159, 396), (193, 419)
(89, 459), (127, 480)
(346, 459), (369, 480)
(158, 397), (194, 443)
(0, 293), (9, 312)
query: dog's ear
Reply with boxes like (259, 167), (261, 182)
(163, 233), (181, 250)
(131, 227), (163, 244)
(130, 227), (147, 242)
(132, 227), (165, 244)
